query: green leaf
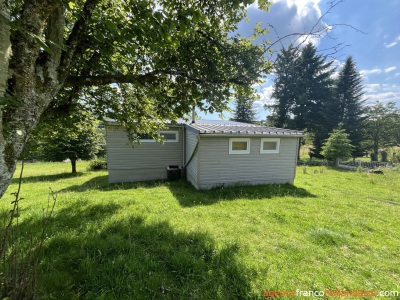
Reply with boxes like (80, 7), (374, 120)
(36, 37), (53, 54)
(94, 32), (105, 43)
(27, 32), (53, 54)
(105, 19), (119, 35)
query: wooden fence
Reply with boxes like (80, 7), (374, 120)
(338, 159), (392, 169)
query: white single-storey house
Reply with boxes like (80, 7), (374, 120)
(106, 120), (304, 189)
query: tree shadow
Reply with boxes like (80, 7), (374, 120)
(57, 175), (172, 193)
(12, 172), (84, 184)
(54, 175), (315, 208)
(168, 180), (316, 207)
(12, 201), (257, 299)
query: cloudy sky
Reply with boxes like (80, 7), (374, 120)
(201, 0), (400, 120)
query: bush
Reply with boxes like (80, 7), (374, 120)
(370, 153), (378, 162)
(88, 158), (107, 171)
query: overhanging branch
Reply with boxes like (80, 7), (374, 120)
(65, 70), (254, 87)
(58, 0), (101, 83)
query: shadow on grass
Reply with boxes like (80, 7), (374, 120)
(12, 172), (85, 184)
(55, 175), (316, 207)
(14, 201), (256, 300)
(168, 180), (316, 207)
(57, 175), (172, 193)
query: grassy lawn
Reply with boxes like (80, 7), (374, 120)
(1, 162), (400, 299)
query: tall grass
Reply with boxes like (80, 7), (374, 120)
(1, 162), (399, 299)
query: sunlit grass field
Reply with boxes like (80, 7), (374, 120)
(1, 162), (399, 299)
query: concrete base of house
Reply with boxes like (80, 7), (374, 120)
(108, 168), (167, 184)
(109, 169), (294, 189)
(197, 178), (294, 190)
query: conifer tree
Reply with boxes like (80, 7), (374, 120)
(232, 96), (257, 123)
(268, 45), (299, 127)
(327, 56), (366, 156)
(321, 126), (354, 165)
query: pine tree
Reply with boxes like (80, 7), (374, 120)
(269, 43), (334, 157)
(327, 56), (366, 156)
(232, 96), (257, 123)
(321, 127), (354, 165)
(294, 43), (335, 157)
(268, 45), (300, 127)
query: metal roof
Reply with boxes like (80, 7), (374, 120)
(186, 120), (304, 136)
(105, 118), (303, 136)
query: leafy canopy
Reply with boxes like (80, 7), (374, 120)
(31, 110), (105, 173)
(28, 0), (273, 137)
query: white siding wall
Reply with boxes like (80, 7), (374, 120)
(197, 136), (299, 189)
(106, 126), (184, 183)
(184, 129), (199, 189)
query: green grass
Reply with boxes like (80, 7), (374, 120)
(1, 162), (400, 299)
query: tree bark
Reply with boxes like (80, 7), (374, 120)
(71, 158), (77, 174)
(0, 1), (67, 199)
(0, 0), (12, 199)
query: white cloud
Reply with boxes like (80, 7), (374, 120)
(395, 73), (400, 77)
(243, 0), (326, 54)
(384, 35), (400, 48)
(362, 83), (400, 106)
(364, 84), (381, 93)
(364, 92), (398, 104)
(384, 66), (396, 73)
(256, 85), (275, 107)
(360, 68), (382, 76)
(385, 42), (397, 48)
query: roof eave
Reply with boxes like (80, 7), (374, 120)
(198, 133), (305, 138)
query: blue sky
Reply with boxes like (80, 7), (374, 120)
(200, 0), (400, 120)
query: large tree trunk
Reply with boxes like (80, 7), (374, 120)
(71, 158), (77, 174)
(0, 1), (65, 199)
(0, 0), (12, 199)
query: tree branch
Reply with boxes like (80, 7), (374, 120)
(58, 0), (102, 83)
(9, 0), (61, 80)
(65, 70), (254, 87)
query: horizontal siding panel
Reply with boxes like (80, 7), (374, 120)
(185, 129), (198, 188)
(106, 126), (183, 172)
(198, 137), (298, 188)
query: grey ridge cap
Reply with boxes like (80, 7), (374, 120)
(186, 120), (304, 137)
(105, 118), (304, 137)
(104, 118), (187, 127)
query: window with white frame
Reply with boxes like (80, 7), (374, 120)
(260, 138), (280, 153)
(160, 131), (179, 142)
(139, 130), (179, 142)
(229, 138), (250, 154)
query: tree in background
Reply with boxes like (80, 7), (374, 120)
(364, 101), (400, 159)
(268, 45), (299, 128)
(31, 110), (105, 174)
(326, 56), (366, 156)
(0, 0), (272, 198)
(268, 43), (334, 157)
(295, 43), (335, 157)
(232, 95), (257, 123)
(321, 126), (354, 165)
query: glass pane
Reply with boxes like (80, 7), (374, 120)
(138, 133), (153, 140)
(263, 141), (277, 151)
(232, 141), (248, 151)
(161, 133), (176, 140)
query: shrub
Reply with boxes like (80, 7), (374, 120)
(88, 158), (107, 171)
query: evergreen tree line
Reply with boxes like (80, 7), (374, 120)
(266, 43), (400, 159)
